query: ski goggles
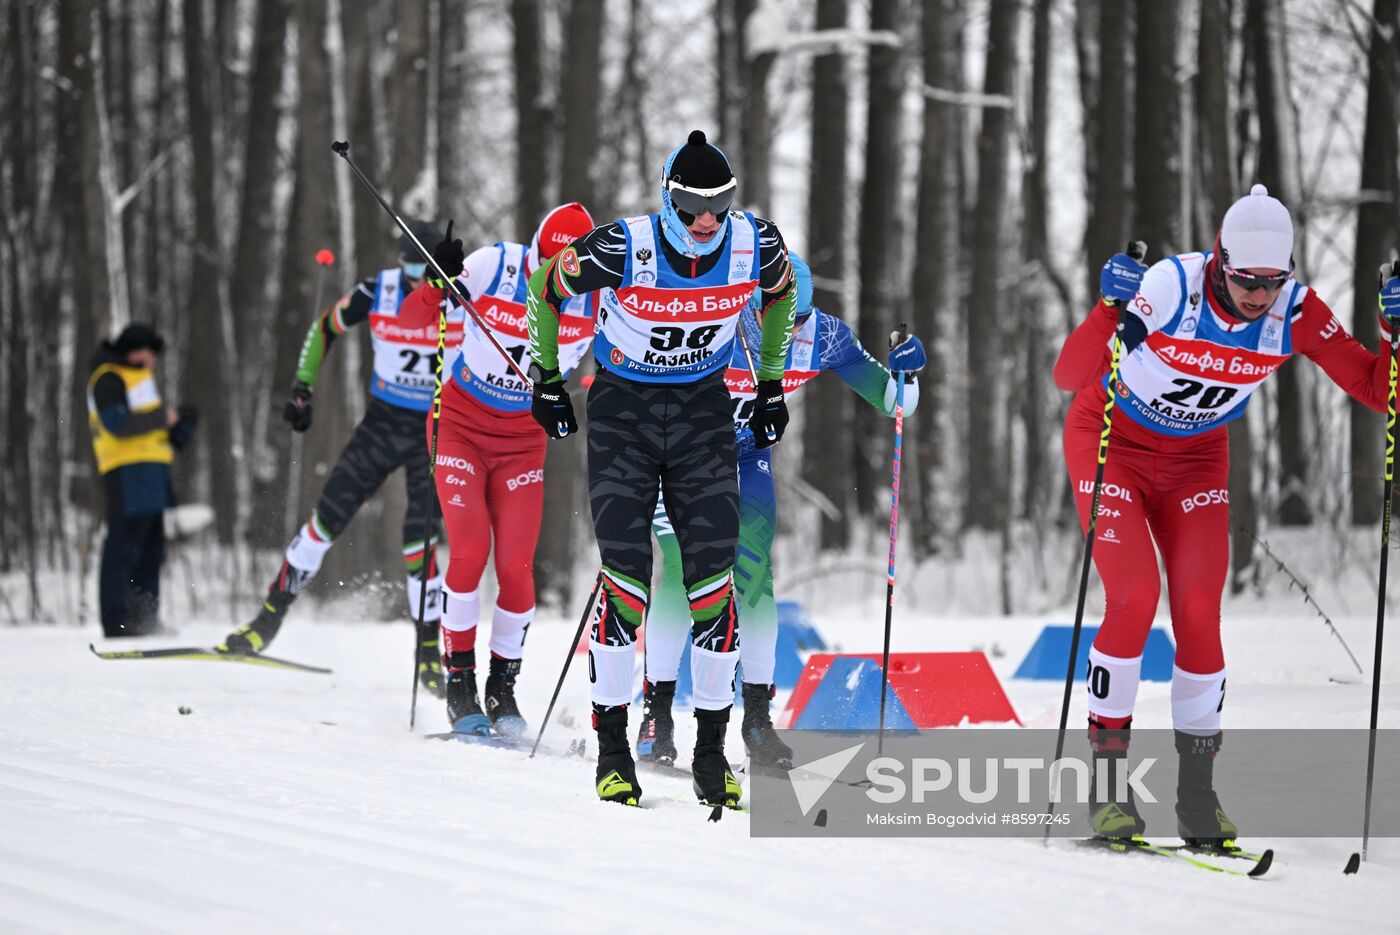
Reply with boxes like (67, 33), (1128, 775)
(401, 260), (428, 281)
(666, 178), (738, 224)
(1223, 264), (1290, 293)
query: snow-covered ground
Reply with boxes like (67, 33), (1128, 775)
(3, 600), (1397, 934)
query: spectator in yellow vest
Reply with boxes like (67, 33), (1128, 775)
(87, 324), (198, 637)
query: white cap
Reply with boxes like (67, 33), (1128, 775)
(1219, 183), (1293, 271)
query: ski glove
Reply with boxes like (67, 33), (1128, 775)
(1100, 251), (1148, 305)
(888, 333), (927, 374)
(284, 381), (314, 433)
(530, 367), (577, 439)
(429, 220), (465, 284)
(170, 404), (200, 450)
(749, 379), (789, 450)
(1380, 261), (1400, 321)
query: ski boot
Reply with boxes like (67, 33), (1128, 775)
(1175, 731), (1239, 849)
(415, 623), (446, 699)
(692, 707), (742, 809)
(446, 651), (490, 736)
(741, 682), (793, 770)
(595, 705), (642, 806)
(636, 679), (678, 765)
(219, 581), (297, 654)
(484, 656), (527, 740)
(1088, 751), (1146, 840)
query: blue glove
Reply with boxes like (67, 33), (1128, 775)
(1100, 252), (1148, 304)
(1380, 262), (1400, 321)
(888, 333), (926, 374)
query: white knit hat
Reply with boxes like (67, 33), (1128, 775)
(1219, 184), (1294, 271)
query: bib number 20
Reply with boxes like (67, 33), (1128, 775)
(649, 324), (721, 352)
(1159, 378), (1238, 411)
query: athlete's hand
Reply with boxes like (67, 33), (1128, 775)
(1100, 248), (1148, 305)
(283, 381), (314, 433)
(1380, 261), (1400, 321)
(530, 368), (577, 439)
(749, 379), (788, 449)
(429, 220), (464, 284)
(888, 332), (927, 374)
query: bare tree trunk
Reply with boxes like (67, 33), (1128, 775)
(391, 0), (431, 217)
(513, 0), (549, 237)
(964, 0), (1020, 531)
(183, 0), (248, 548)
(1081, 0), (1132, 301)
(855, 0), (905, 521)
(908, 0), (963, 555)
(1133, 0), (1182, 257)
(803, 0), (853, 549)
(1019, 0), (1054, 519)
(1350, 0), (1400, 525)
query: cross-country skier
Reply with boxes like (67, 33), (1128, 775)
(221, 221), (463, 699)
(1053, 185), (1397, 845)
(637, 253), (926, 769)
(394, 204), (597, 738)
(526, 130), (799, 808)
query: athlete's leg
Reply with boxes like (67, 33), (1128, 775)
(222, 400), (404, 652)
(432, 409), (492, 674)
(586, 371), (664, 710)
(734, 448), (778, 686)
(1148, 434), (1235, 841)
(586, 370), (666, 801)
(402, 409), (443, 626)
(637, 493), (686, 762)
(1064, 412), (1161, 740)
(1149, 439), (1231, 734)
(643, 493), (690, 683)
(483, 430), (548, 655)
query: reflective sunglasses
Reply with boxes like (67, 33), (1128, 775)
(1223, 264), (1290, 293)
(667, 178), (737, 224)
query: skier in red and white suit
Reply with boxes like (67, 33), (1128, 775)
(397, 203), (597, 738)
(1053, 185), (1393, 842)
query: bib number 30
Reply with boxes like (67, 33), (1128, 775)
(649, 324), (721, 352)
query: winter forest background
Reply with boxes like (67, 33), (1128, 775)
(3, 0), (1399, 630)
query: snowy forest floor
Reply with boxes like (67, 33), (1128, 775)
(3, 597), (1399, 933)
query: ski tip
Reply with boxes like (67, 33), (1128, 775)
(1248, 848), (1274, 878)
(1343, 852), (1361, 875)
(87, 643), (99, 657)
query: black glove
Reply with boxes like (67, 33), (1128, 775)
(169, 404), (200, 450)
(283, 382), (314, 432)
(529, 366), (577, 439)
(749, 379), (788, 449)
(430, 220), (464, 283)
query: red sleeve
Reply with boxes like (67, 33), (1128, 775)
(1293, 291), (1392, 416)
(396, 281), (447, 330)
(1053, 300), (1119, 392)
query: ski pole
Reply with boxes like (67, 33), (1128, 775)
(330, 140), (530, 385)
(735, 320), (778, 443)
(286, 249), (336, 539)
(877, 323), (908, 756)
(1044, 240), (1146, 840)
(1345, 259), (1400, 875)
(408, 274), (447, 731)
(531, 572), (603, 758)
